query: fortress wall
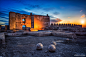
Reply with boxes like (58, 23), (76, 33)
(9, 12), (50, 30)
(34, 15), (50, 30)
(15, 14), (31, 30)
(9, 12), (16, 30)
(25, 15), (31, 28)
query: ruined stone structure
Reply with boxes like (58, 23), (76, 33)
(9, 12), (50, 30)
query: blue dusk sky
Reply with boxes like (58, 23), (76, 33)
(0, 0), (86, 27)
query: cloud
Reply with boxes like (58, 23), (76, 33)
(0, 11), (8, 16)
(68, 17), (70, 18)
(50, 18), (62, 23)
(80, 10), (82, 12)
(59, 20), (71, 23)
(0, 8), (36, 25)
(43, 7), (55, 11)
(0, 21), (6, 25)
(25, 4), (40, 8)
(50, 18), (71, 24)
(53, 12), (59, 15)
(81, 14), (85, 18)
(13, 0), (41, 9)
(50, 16), (56, 18)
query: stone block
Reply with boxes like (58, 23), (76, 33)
(27, 31), (52, 37)
(7, 32), (23, 37)
(52, 31), (77, 38)
(7, 30), (13, 33)
(0, 33), (5, 44)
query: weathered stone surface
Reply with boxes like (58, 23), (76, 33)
(7, 32), (23, 37)
(6, 30), (77, 38)
(7, 30), (13, 33)
(16, 30), (24, 32)
(52, 31), (77, 38)
(36, 43), (43, 50)
(0, 33), (5, 44)
(27, 31), (51, 37)
(48, 44), (56, 52)
(75, 32), (86, 36)
(9, 12), (50, 30)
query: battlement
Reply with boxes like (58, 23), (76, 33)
(50, 23), (82, 28)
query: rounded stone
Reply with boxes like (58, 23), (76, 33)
(51, 41), (57, 45)
(36, 43), (43, 50)
(48, 44), (56, 52)
(66, 38), (69, 41)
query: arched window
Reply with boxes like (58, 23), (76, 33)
(22, 19), (25, 21)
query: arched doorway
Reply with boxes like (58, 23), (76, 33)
(22, 25), (26, 30)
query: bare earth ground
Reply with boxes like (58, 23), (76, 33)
(0, 35), (86, 57)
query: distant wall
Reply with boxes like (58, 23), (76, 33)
(0, 25), (9, 30)
(50, 23), (82, 28)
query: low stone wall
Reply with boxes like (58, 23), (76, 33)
(52, 31), (77, 38)
(75, 32), (86, 36)
(24, 31), (77, 38)
(27, 31), (52, 37)
(7, 32), (23, 37)
(5, 30), (77, 38)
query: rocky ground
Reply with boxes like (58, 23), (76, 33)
(0, 35), (86, 57)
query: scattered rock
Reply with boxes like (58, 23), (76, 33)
(51, 41), (57, 45)
(48, 44), (56, 52)
(36, 43), (43, 50)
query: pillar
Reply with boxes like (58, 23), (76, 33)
(0, 25), (1, 30)
(31, 13), (34, 28)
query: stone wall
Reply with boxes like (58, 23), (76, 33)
(34, 15), (50, 30)
(9, 12), (50, 30)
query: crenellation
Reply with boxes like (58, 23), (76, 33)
(51, 23), (53, 26)
(50, 23), (82, 28)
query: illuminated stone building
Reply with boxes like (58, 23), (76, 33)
(9, 12), (50, 30)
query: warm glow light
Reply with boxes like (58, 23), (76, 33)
(30, 28), (38, 31)
(81, 20), (84, 24)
